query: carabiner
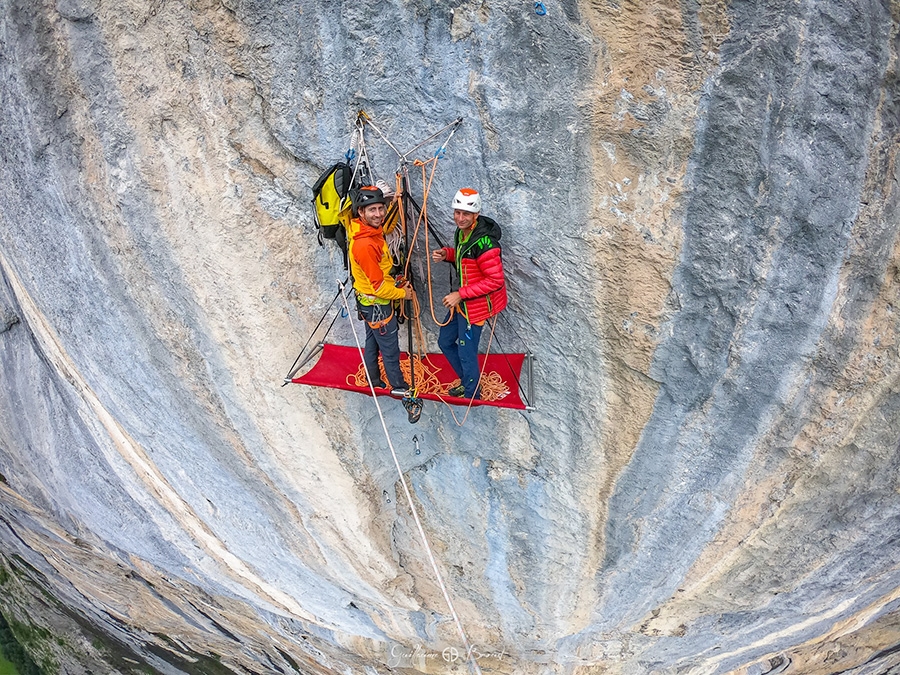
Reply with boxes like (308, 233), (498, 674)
(534, 1), (547, 15)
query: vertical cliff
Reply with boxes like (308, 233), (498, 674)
(1, 0), (899, 673)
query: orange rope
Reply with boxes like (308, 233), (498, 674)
(395, 171), (408, 268)
(345, 350), (510, 403)
(401, 164), (426, 280)
(395, 161), (450, 400)
(411, 158), (454, 328)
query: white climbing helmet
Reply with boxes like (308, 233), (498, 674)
(452, 188), (481, 214)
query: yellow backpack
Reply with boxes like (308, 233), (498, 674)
(311, 161), (353, 243)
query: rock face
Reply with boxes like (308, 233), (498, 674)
(1, 0), (899, 673)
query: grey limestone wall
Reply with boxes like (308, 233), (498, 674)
(0, 0), (899, 673)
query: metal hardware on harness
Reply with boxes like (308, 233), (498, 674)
(358, 296), (395, 330)
(366, 311), (393, 330)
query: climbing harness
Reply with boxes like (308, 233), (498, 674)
(284, 110), (548, 675)
(359, 300), (395, 331)
(396, 158), (535, 424)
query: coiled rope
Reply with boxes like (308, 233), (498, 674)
(345, 346), (512, 404)
(337, 281), (484, 675)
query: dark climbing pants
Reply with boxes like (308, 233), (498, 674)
(438, 311), (484, 398)
(358, 301), (407, 389)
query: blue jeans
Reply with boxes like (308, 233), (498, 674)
(438, 312), (484, 398)
(357, 301), (407, 389)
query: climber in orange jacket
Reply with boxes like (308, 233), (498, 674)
(349, 185), (413, 395)
(431, 188), (508, 399)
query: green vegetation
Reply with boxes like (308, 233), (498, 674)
(0, 645), (22, 675)
(0, 558), (251, 674)
(0, 612), (40, 675)
(6, 616), (55, 674)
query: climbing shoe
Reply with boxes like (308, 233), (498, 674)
(402, 396), (423, 424)
(370, 379), (387, 389)
(448, 384), (466, 397)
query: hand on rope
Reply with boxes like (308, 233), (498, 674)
(441, 291), (462, 309)
(400, 282), (415, 301)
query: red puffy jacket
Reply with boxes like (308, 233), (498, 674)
(440, 215), (508, 324)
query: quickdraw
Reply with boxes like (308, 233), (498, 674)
(356, 292), (396, 330)
(365, 306), (394, 330)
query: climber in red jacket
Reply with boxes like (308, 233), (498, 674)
(431, 188), (508, 399)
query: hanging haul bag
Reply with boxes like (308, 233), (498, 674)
(311, 161), (353, 243)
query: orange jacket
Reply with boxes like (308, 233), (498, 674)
(348, 218), (404, 303)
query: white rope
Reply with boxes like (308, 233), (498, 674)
(385, 220), (403, 263)
(337, 280), (483, 675)
(348, 123), (365, 187)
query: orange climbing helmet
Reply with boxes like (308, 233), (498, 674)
(452, 188), (481, 214)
